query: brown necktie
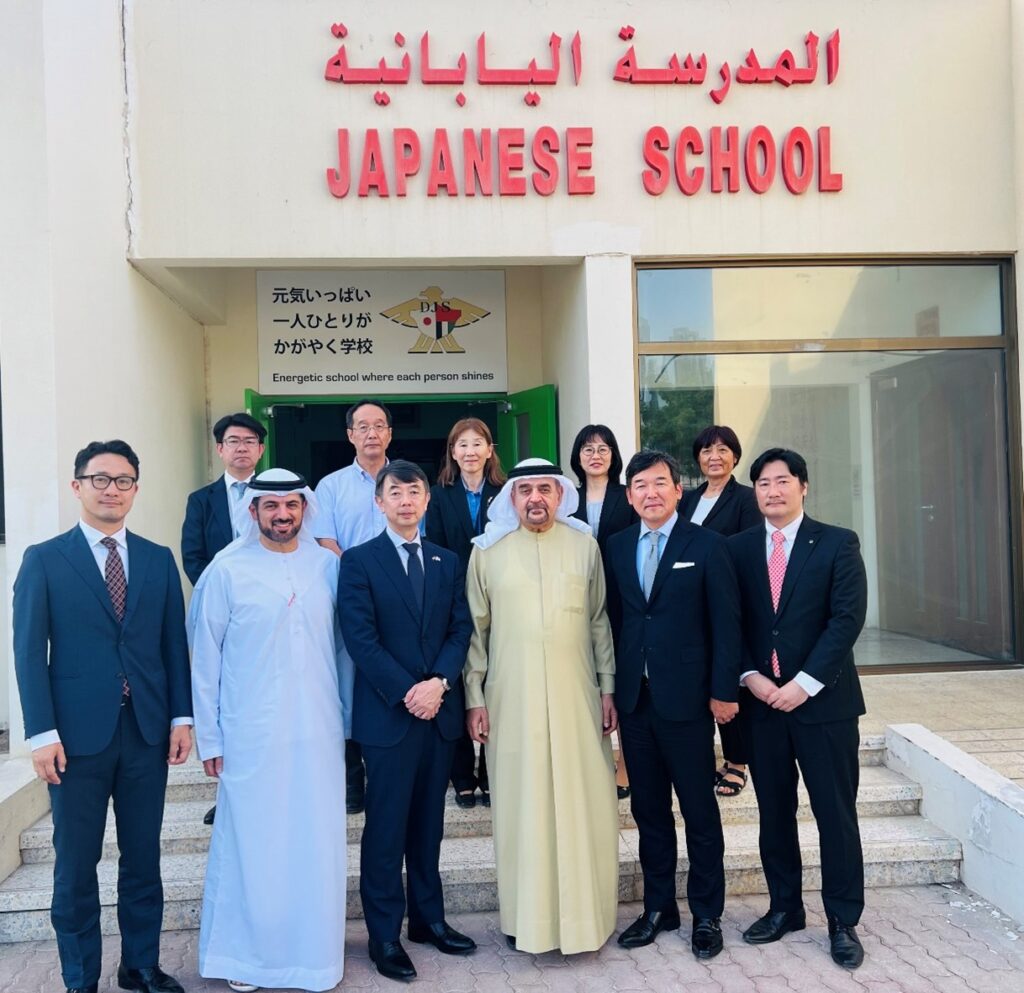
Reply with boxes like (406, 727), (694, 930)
(101, 537), (130, 698)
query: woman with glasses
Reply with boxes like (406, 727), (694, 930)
(569, 424), (637, 799)
(425, 418), (506, 810)
(680, 424), (762, 798)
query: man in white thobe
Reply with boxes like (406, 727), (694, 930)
(464, 459), (620, 954)
(189, 468), (351, 992)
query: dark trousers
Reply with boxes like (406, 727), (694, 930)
(450, 729), (487, 793)
(346, 738), (365, 793)
(717, 690), (750, 765)
(360, 720), (455, 942)
(747, 708), (864, 926)
(49, 702), (169, 988)
(619, 684), (725, 919)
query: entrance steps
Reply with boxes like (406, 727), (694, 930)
(0, 735), (961, 943)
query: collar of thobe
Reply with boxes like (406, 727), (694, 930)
(472, 458), (591, 550)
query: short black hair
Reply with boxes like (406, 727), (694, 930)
(375, 459), (428, 496)
(213, 412), (267, 443)
(569, 424), (625, 485)
(74, 440), (140, 480)
(347, 400), (393, 430)
(749, 448), (809, 485)
(691, 424), (742, 467)
(625, 449), (681, 487)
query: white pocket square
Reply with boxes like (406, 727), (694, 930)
(673, 561), (696, 569)
(431, 555), (442, 562)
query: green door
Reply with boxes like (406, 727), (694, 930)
(496, 385), (558, 465)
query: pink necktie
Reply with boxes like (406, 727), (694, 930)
(767, 530), (787, 678)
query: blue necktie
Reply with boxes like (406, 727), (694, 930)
(403, 542), (424, 612)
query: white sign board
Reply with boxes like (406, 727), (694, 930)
(257, 269), (507, 395)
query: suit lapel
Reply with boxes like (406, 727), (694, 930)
(451, 484), (477, 543)
(372, 533), (421, 623)
(649, 517), (697, 604)
(58, 526), (119, 623)
(701, 478), (732, 529)
(596, 486), (621, 539)
(212, 478), (234, 543)
(775, 517), (823, 619)
(481, 483), (499, 531)
(122, 532), (151, 627)
(421, 542), (441, 630)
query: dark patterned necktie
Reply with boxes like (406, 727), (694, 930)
(403, 542), (424, 612)
(101, 537), (130, 698)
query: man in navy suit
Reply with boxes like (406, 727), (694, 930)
(13, 440), (193, 993)
(604, 450), (741, 960)
(338, 460), (476, 981)
(181, 412), (265, 825)
(180, 412), (266, 586)
(728, 448), (868, 971)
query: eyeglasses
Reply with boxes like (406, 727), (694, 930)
(581, 445), (612, 457)
(221, 437), (262, 448)
(351, 423), (390, 436)
(77, 474), (137, 491)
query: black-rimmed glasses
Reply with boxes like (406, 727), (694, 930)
(77, 474), (137, 491)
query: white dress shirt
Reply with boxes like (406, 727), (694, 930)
(739, 513), (825, 697)
(385, 526), (422, 573)
(29, 520), (193, 751)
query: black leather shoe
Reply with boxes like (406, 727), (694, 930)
(617, 909), (681, 948)
(504, 933), (516, 950)
(828, 918), (864, 970)
(480, 790), (491, 808)
(408, 920), (477, 955)
(66, 986), (98, 993)
(203, 804), (216, 825)
(617, 785), (631, 800)
(117, 964), (185, 993)
(742, 909), (807, 944)
(368, 940), (416, 981)
(454, 790), (476, 809)
(691, 917), (724, 959)
(347, 788), (365, 815)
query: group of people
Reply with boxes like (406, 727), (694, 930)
(11, 398), (870, 993)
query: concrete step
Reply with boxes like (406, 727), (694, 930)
(18, 764), (920, 863)
(0, 813), (960, 943)
(159, 734), (889, 803)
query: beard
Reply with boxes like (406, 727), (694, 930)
(259, 518), (301, 544)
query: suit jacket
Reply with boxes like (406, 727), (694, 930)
(680, 476), (761, 537)
(424, 480), (501, 566)
(604, 517), (742, 723)
(728, 516), (867, 724)
(338, 532), (473, 748)
(12, 526), (192, 755)
(181, 476), (234, 586)
(572, 481), (638, 555)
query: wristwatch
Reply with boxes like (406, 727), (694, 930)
(431, 674), (451, 693)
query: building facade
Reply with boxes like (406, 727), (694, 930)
(2, 0), (1023, 744)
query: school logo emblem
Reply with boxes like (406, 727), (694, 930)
(380, 285), (490, 355)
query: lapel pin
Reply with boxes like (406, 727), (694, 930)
(808, 539), (814, 545)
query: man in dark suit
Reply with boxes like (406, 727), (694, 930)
(728, 447), (868, 970)
(338, 460), (476, 981)
(180, 412), (266, 586)
(13, 440), (193, 993)
(604, 450), (741, 960)
(181, 412), (265, 825)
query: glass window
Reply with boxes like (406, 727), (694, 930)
(640, 350), (1015, 665)
(637, 265), (1003, 342)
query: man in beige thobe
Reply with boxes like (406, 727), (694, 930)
(464, 458), (619, 954)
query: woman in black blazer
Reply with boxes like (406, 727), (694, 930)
(680, 424), (762, 797)
(425, 417), (505, 809)
(569, 424), (638, 798)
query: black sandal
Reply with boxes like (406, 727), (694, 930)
(715, 764), (748, 797)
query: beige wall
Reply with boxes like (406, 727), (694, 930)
(127, 0), (1015, 266)
(0, 0), (206, 748)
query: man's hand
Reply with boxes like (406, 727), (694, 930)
(32, 743), (67, 785)
(466, 706), (490, 743)
(766, 680), (809, 712)
(168, 726), (193, 765)
(203, 756), (224, 779)
(743, 672), (778, 704)
(601, 694), (618, 736)
(710, 699), (739, 724)
(404, 678), (445, 720)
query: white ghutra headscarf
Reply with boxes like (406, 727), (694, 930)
(472, 457), (593, 550)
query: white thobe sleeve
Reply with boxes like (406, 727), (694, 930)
(189, 564), (232, 761)
(463, 547), (490, 710)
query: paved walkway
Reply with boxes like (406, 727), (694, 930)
(2, 886), (1022, 993)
